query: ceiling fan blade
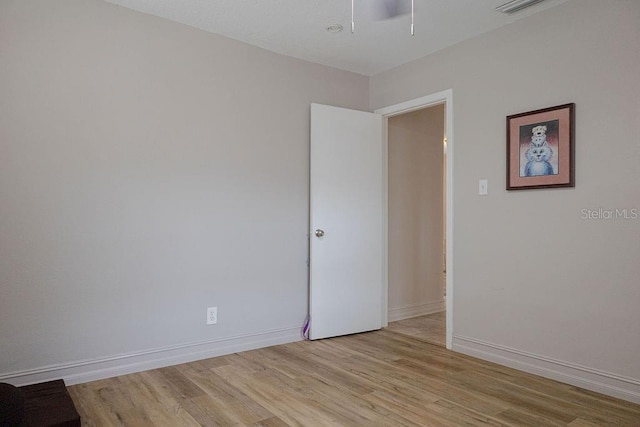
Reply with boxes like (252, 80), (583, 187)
(369, 0), (411, 21)
(370, 0), (399, 21)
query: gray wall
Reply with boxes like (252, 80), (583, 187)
(0, 0), (368, 377)
(372, 0), (640, 386)
(388, 106), (445, 319)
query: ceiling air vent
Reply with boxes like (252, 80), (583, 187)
(495, 0), (546, 14)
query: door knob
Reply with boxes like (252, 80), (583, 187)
(315, 229), (325, 238)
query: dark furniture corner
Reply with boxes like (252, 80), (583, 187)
(1, 380), (80, 427)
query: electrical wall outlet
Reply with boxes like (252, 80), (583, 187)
(206, 306), (217, 325)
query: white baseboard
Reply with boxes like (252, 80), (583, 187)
(0, 326), (301, 387)
(388, 300), (444, 322)
(452, 334), (640, 405)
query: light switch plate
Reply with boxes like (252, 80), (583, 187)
(479, 179), (488, 195)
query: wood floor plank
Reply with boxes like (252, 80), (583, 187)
(252, 416), (291, 427)
(139, 369), (239, 426)
(177, 363), (277, 425)
(69, 328), (640, 426)
(245, 344), (375, 396)
(511, 373), (640, 419)
(118, 374), (202, 427)
(385, 313), (446, 347)
(567, 419), (608, 427)
(454, 368), (638, 427)
(68, 383), (126, 427)
(358, 390), (451, 426)
(426, 399), (509, 427)
(493, 407), (568, 427)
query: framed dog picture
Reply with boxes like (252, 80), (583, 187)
(506, 103), (575, 190)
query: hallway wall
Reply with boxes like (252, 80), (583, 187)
(388, 105), (445, 321)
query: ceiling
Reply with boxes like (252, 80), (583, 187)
(102, 0), (570, 76)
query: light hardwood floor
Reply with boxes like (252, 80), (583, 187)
(68, 328), (640, 426)
(386, 312), (445, 347)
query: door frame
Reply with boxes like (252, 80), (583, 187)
(374, 89), (454, 349)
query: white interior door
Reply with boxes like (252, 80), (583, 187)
(309, 103), (383, 340)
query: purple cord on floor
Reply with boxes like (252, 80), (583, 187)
(301, 315), (310, 340)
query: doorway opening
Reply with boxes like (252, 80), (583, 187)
(375, 90), (453, 349)
(385, 104), (445, 346)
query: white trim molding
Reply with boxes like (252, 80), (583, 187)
(375, 88), (454, 350)
(0, 327), (301, 387)
(388, 300), (445, 323)
(453, 335), (640, 405)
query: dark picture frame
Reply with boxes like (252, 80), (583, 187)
(506, 103), (575, 190)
